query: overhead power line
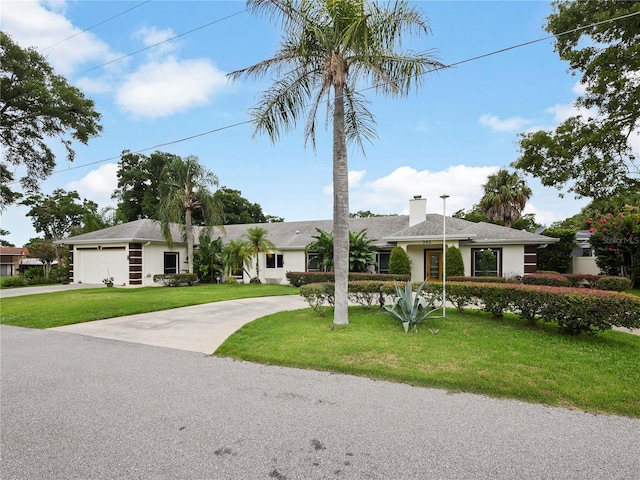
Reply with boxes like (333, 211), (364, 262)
(80, 8), (247, 74)
(41, 1), (152, 52)
(29, 8), (640, 181)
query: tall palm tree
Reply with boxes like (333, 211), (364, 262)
(158, 155), (223, 273)
(242, 226), (276, 282)
(479, 169), (532, 228)
(230, 0), (444, 324)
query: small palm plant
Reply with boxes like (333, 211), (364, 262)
(383, 281), (439, 333)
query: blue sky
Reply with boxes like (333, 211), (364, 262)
(2, 0), (595, 247)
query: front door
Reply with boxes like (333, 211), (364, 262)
(426, 251), (442, 282)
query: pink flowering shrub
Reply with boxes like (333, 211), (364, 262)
(586, 212), (640, 288)
(445, 282), (640, 334)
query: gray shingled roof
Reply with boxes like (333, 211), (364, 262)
(62, 214), (556, 248)
(60, 219), (184, 244)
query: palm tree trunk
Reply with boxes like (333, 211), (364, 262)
(255, 250), (260, 281)
(332, 82), (349, 326)
(185, 207), (194, 274)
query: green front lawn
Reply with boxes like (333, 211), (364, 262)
(216, 307), (640, 417)
(0, 284), (297, 329)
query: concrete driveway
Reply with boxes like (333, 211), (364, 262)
(49, 295), (309, 354)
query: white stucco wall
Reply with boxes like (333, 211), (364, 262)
(501, 245), (525, 278)
(141, 243), (189, 286)
(71, 242), (189, 286)
(242, 250), (306, 285)
(572, 257), (601, 275)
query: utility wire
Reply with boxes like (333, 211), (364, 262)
(32, 8), (640, 180)
(41, 1), (152, 52)
(80, 9), (247, 74)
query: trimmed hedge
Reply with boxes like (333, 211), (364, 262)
(444, 282), (640, 334)
(448, 276), (508, 284)
(595, 276), (632, 292)
(300, 280), (441, 315)
(300, 280), (640, 335)
(523, 273), (631, 291)
(153, 273), (198, 287)
(286, 271), (410, 287)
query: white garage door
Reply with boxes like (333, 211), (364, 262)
(75, 247), (128, 285)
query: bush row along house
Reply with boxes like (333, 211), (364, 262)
(58, 197), (558, 286)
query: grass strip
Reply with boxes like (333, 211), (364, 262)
(0, 284), (297, 329)
(216, 307), (640, 417)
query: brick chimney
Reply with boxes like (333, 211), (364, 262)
(409, 195), (426, 226)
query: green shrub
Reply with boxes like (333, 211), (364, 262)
(523, 273), (630, 291)
(347, 281), (385, 309)
(1, 276), (27, 288)
(388, 247), (411, 275)
(299, 283), (334, 315)
(523, 274), (572, 287)
(300, 280), (442, 315)
(595, 276), (632, 292)
(445, 246), (464, 277)
(23, 267), (44, 281)
(223, 275), (238, 284)
(285, 271), (409, 287)
(448, 276), (507, 283)
(50, 265), (69, 283)
(445, 281), (640, 334)
(536, 228), (577, 273)
(153, 273), (198, 286)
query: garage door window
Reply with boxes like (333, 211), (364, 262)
(164, 252), (179, 274)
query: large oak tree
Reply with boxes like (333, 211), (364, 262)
(0, 32), (102, 209)
(514, 0), (640, 199)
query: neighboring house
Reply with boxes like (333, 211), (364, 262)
(571, 230), (601, 275)
(0, 247), (29, 277)
(59, 197), (557, 286)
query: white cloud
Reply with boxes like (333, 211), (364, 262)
(322, 170), (367, 196)
(66, 163), (119, 207)
(323, 165), (500, 215)
(115, 57), (229, 118)
(478, 114), (534, 132)
(1, 0), (116, 76)
(572, 81), (587, 96)
(133, 26), (177, 58)
(545, 103), (595, 124)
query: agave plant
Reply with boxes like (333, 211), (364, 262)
(383, 281), (439, 333)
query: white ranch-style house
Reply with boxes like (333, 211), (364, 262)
(60, 197), (557, 286)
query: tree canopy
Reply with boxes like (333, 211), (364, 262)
(479, 169), (532, 229)
(0, 32), (102, 209)
(213, 186), (280, 224)
(513, 1), (640, 199)
(112, 150), (178, 222)
(21, 189), (91, 262)
(112, 153), (283, 225)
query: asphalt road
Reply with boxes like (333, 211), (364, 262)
(2, 324), (639, 480)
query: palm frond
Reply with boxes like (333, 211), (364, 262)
(250, 66), (320, 143)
